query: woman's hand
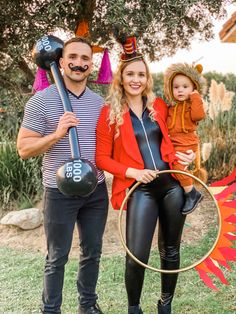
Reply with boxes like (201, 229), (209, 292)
(175, 149), (196, 170)
(126, 168), (158, 184)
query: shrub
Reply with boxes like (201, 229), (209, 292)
(0, 141), (42, 213)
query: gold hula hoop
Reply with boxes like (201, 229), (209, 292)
(118, 169), (221, 273)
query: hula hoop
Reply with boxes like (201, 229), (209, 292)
(118, 169), (221, 273)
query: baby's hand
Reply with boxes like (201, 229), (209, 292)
(191, 89), (199, 95)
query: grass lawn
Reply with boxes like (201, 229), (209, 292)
(0, 246), (236, 314)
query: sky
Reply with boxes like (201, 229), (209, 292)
(149, 4), (236, 75)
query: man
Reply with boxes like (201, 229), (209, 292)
(17, 37), (109, 314)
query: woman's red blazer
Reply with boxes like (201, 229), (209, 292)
(96, 97), (177, 209)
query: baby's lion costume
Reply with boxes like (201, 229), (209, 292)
(164, 63), (207, 187)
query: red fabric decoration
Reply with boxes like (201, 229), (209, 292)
(210, 167), (236, 187)
(194, 168), (236, 290)
(75, 20), (89, 37)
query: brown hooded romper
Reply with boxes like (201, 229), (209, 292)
(163, 63), (206, 186)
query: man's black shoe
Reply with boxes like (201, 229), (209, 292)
(181, 186), (203, 215)
(79, 303), (103, 314)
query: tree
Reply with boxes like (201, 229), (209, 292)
(0, 0), (232, 93)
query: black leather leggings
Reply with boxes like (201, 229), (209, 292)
(125, 179), (185, 306)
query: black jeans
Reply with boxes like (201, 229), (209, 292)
(125, 178), (185, 306)
(41, 182), (109, 314)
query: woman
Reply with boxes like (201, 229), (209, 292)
(96, 36), (194, 314)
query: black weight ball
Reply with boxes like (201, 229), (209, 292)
(32, 35), (64, 71)
(56, 158), (98, 197)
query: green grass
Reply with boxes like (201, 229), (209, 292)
(1, 247), (236, 313)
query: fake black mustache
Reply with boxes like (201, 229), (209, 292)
(68, 63), (89, 72)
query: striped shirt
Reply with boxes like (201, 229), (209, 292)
(22, 84), (105, 188)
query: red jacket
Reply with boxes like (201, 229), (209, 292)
(96, 98), (177, 209)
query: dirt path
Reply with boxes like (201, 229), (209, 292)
(0, 175), (218, 258)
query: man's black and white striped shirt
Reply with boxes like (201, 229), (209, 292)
(22, 84), (105, 188)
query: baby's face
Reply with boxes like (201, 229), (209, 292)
(172, 74), (194, 102)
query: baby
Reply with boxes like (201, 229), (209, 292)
(164, 63), (206, 215)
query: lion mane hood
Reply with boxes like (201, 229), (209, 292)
(163, 63), (207, 105)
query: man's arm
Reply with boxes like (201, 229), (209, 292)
(17, 111), (79, 159)
(17, 127), (60, 159)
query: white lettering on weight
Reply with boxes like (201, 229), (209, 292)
(65, 160), (82, 182)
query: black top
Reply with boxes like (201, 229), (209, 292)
(129, 107), (169, 171)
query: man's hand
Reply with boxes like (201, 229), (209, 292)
(55, 112), (80, 140)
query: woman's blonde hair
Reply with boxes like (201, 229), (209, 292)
(106, 58), (155, 136)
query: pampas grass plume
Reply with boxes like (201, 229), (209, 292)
(218, 82), (226, 104)
(221, 91), (235, 112)
(208, 101), (218, 120)
(209, 79), (219, 105)
(201, 142), (212, 162)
